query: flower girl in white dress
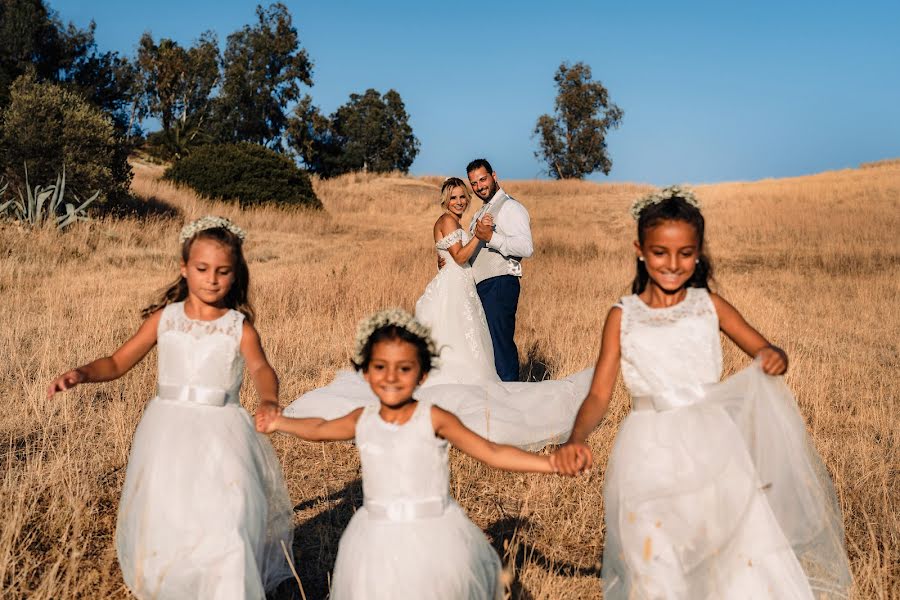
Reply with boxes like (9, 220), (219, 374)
(256, 309), (561, 600)
(551, 188), (851, 599)
(48, 217), (294, 599)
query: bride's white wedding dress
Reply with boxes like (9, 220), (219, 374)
(284, 228), (591, 449)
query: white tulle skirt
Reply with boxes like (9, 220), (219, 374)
(330, 500), (502, 600)
(284, 368), (593, 450)
(602, 362), (851, 599)
(116, 397), (295, 599)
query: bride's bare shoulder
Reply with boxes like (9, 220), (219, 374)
(433, 213), (460, 238)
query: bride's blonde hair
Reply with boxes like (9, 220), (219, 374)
(439, 177), (471, 210)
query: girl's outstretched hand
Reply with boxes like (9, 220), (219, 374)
(550, 442), (593, 477)
(255, 401), (282, 434)
(47, 369), (85, 398)
(757, 345), (788, 375)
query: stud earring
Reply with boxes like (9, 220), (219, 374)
(695, 259), (700, 264)
(638, 256), (645, 262)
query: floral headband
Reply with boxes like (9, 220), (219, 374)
(352, 308), (438, 367)
(179, 215), (247, 244)
(629, 185), (702, 221)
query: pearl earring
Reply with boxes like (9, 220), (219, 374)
(638, 256), (645, 262)
(695, 259), (700, 264)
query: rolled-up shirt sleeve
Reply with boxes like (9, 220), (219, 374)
(487, 202), (533, 258)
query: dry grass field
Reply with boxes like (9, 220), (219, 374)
(1, 159), (898, 599)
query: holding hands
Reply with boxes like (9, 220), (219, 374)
(255, 401), (283, 434)
(474, 213), (494, 242)
(550, 442), (593, 476)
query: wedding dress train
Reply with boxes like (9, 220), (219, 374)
(285, 228), (591, 449)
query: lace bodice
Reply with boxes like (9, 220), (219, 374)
(155, 302), (245, 406)
(435, 229), (472, 269)
(617, 287), (722, 398)
(356, 401), (449, 506)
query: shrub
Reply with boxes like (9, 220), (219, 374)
(163, 142), (321, 209)
(0, 73), (132, 207)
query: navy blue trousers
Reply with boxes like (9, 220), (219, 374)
(476, 275), (520, 382)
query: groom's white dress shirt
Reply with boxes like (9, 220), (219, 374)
(469, 187), (533, 284)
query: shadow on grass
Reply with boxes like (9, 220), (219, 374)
(108, 194), (181, 220)
(486, 515), (601, 600)
(519, 343), (553, 382)
(269, 479), (363, 600)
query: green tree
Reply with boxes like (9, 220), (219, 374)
(0, 1), (136, 128)
(0, 0), (85, 106)
(211, 3), (312, 148)
(63, 29), (142, 137)
(533, 62), (623, 179)
(0, 0), (139, 203)
(288, 88), (419, 178)
(136, 32), (219, 158)
(1, 73), (131, 204)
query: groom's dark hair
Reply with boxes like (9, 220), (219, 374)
(466, 158), (493, 174)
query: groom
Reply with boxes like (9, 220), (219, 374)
(466, 158), (533, 382)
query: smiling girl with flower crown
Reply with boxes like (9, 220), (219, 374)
(256, 308), (563, 600)
(551, 187), (852, 599)
(48, 216), (293, 599)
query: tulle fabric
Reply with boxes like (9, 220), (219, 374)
(116, 303), (294, 599)
(414, 228), (499, 386)
(330, 401), (502, 599)
(332, 502), (502, 600)
(284, 369), (592, 450)
(117, 400), (295, 599)
(602, 362), (851, 600)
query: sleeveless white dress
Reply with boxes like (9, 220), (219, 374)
(330, 400), (502, 600)
(285, 228), (592, 449)
(603, 288), (851, 599)
(116, 302), (294, 599)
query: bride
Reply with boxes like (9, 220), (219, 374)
(284, 178), (591, 449)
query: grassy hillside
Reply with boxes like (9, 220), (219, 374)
(1, 160), (897, 598)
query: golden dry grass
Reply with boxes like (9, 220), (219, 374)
(1, 159), (898, 598)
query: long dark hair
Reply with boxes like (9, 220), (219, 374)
(631, 196), (714, 294)
(142, 227), (254, 322)
(352, 325), (438, 375)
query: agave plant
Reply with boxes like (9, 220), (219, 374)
(0, 164), (98, 229)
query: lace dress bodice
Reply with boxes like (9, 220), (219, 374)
(156, 302), (245, 406)
(356, 401), (449, 508)
(618, 287), (722, 399)
(435, 229), (472, 269)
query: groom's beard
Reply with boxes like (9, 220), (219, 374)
(476, 182), (499, 202)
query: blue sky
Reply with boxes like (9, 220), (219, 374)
(54, 0), (900, 184)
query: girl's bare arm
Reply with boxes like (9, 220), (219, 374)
(47, 309), (162, 398)
(257, 407), (362, 442)
(552, 306), (622, 475)
(710, 293), (788, 375)
(431, 406), (555, 473)
(241, 321), (279, 405)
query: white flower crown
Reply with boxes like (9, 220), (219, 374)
(352, 308), (438, 367)
(179, 215), (247, 244)
(630, 185), (702, 221)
